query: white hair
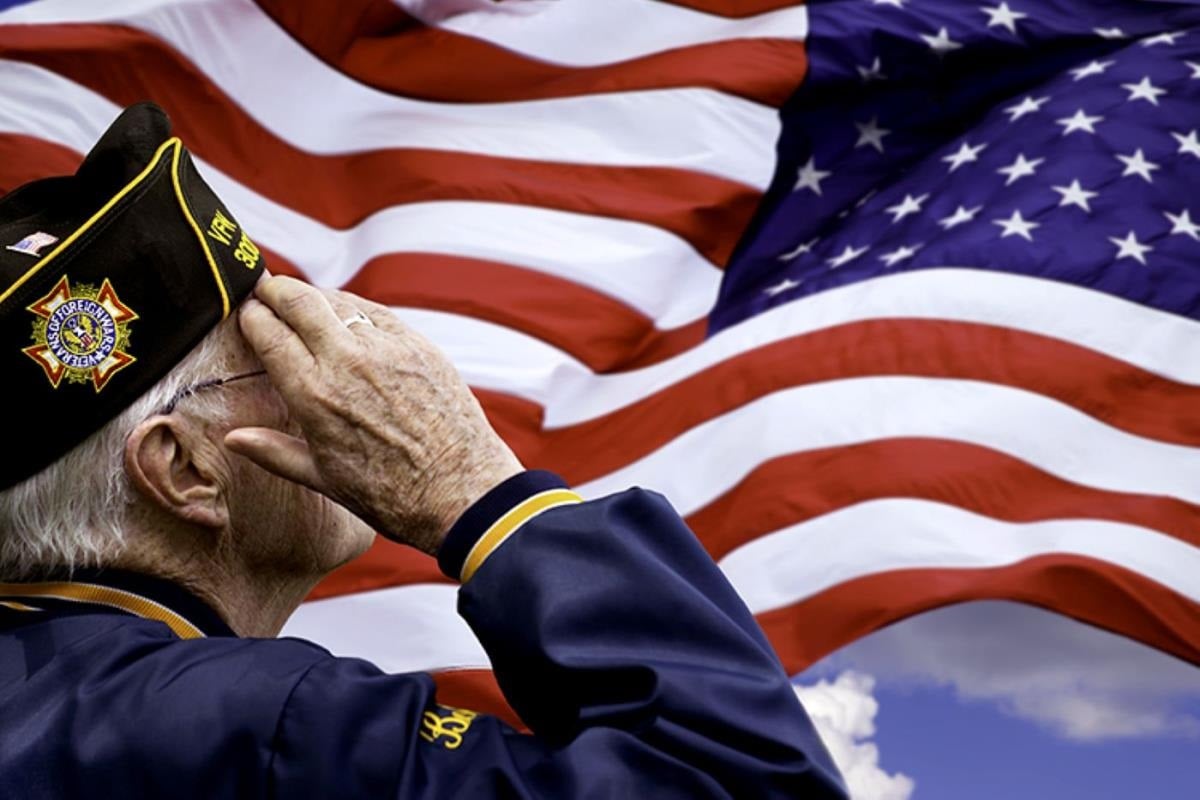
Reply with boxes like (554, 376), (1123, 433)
(0, 317), (243, 580)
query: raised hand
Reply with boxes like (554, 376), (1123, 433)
(225, 276), (523, 554)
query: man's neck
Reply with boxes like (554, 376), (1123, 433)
(112, 529), (320, 638)
(170, 562), (319, 638)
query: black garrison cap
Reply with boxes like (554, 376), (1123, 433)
(0, 102), (266, 490)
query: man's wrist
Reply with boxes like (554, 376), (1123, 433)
(437, 470), (582, 582)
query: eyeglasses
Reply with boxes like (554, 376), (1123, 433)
(156, 369), (268, 415)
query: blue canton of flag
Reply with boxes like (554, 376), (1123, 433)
(714, 0), (1200, 333)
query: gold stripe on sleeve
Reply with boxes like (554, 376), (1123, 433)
(460, 488), (583, 583)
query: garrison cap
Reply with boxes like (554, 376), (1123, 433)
(0, 102), (265, 490)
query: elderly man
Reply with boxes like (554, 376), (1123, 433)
(0, 104), (846, 798)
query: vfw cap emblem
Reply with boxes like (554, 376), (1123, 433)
(23, 276), (138, 391)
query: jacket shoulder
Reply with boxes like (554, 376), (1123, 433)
(0, 615), (340, 799)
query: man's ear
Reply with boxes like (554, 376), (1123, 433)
(124, 416), (229, 530)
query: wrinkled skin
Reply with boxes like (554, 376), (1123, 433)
(225, 276), (523, 555)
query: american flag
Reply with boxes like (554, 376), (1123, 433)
(2, 0), (1198, 723)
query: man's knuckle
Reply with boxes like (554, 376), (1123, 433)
(258, 331), (288, 355)
(341, 348), (375, 376)
(280, 290), (316, 317)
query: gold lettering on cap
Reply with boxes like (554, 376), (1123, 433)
(234, 232), (261, 270)
(207, 209), (238, 246)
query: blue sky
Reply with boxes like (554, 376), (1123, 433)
(795, 602), (1200, 799)
(867, 681), (1200, 800)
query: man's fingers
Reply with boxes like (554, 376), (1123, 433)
(254, 275), (348, 356)
(237, 298), (314, 384)
(224, 427), (326, 492)
(331, 289), (407, 334)
(321, 290), (380, 337)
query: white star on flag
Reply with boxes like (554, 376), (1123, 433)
(942, 141), (987, 171)
(795, 157), (831, 194)
(1094, 27), (1127, 39)
(1165, 209), (1200, 240)
(1056, 109), (1103, 135)
(1116, 149), (1160, 182)
(1187, 61), (1200, 79)
(857, 57), (887, 83)
(1070, 60), (1115, 80)
(921, 27), (963, 56)
(994, 210), (1040, 240)
(879, 244), (921, 266)
(884, 193), (928, 223)
(826, 244), (869, 268)
(855, 117), (891, 152)
(981, 3), (1028, 34)
(997, 153), (1045, 185)
(1172, 130), (1200, 159)
(1142, 30), (1185, 46)
(763, 278), (802, 297)
(1109, 231), (1153, 264)
(939, 205), (983, 229)
(1052, 180), (1099, 212)
(779, 237), (819, 262)
(1122, 76), (1167, 105)
(1004, 95), (1050, 121)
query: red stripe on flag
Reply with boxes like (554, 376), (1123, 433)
(760, 555), (1200, 672)
(0, 27), (757, 266)
(456, 320), (1200, 485)
(343, 254), (707, 373)
(258, 250), (702, 375)
(256, 245), (305, 281)
(687, 438), (1200, 561)
(431, 669), (523, 729)
(312, 541), (448, 601)
(472, 390), (550, 470)
(659, 0), (805, 18)
(254, 0), (809, 106)
(428, 557), (1200, 727)
(0, 133), (80, 193)
(310, 435), (1200, 600)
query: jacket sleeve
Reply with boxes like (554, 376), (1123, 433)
(269, 471), (847, 799)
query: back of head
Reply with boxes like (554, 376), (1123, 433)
(0, 103), (267, 578)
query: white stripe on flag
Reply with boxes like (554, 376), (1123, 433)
(0, 61), (723, 327)
(576, 376), (1200, 513)
(721, 498), (1200, 612)
(381, 270), (1200, 420)
(0, 1), (781, 186)
(282, 501), (1200, 673)
(393, 0), (809, 67)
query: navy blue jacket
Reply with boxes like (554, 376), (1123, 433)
(0, 471), (846, 798)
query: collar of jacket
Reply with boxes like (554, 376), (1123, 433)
(0, 568), (235, 639)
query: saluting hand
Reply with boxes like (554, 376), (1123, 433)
(224, 276), (523, 555)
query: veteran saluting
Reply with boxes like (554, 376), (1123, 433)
(0, 104), (846, 799)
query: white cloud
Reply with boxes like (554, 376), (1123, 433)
(816, 601), (1200, 741)
(794, 671), (915, 800)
